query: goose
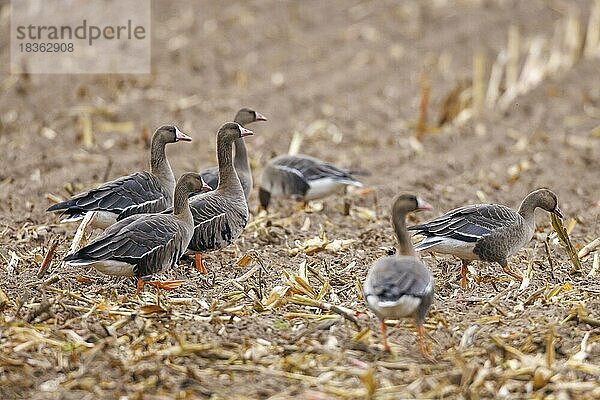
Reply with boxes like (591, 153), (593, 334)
(363, 194), (435, 360)
(408, 189), (563, 289)
(175, 122), (253, 273)
(63, 173), (212, 297)
(199, 108), (267, 199)
(258, 154), (364, 210)
(47, 125), (192, 229)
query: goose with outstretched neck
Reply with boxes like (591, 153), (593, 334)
(185, 122), (254, 273)
(364, 194), (435, 361)
(64, 173), (212, 299)
(199, 108), (266, 199)
(47, 125), (192, 229)
(409, 189), (563, 289)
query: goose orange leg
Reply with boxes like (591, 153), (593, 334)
(195, 253), (208, 274)
(135, 278), (146, 296)
(380, 320), (390, 352)
(146, 280), (185, 291)
(460, 260), (469, 290)
(135, 278), (185, 297)
(146, 279), (184, 304)
(500, 261), (523, 282)
(417, 325), (437, 363)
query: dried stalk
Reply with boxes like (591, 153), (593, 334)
(589, 253), (599, 277)
(69, 211), (95, 255)
(485, 50), (506, 108)
(505, 25), (520, 92)
(289, 294), (360, 328)
(472, 52), (486, 114)
(584, 0), (600, 58)
(577, 237), (599, 259)
(564, 14), (583, 67)
(79, 113), (94, 148)
(551, 213), (581, 273)
(546, 325), (555, 368)
(37, 237), (59, 278)
(415, 73), (431, 141)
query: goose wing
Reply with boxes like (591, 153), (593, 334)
(262, 161), (311, 197)
(64, 214), (185, 277)
(187, 192), (248, 251)
(408, 204), (519, 243)
(365, 257), (433, 302)
(276, 155), (359, 183)
(48, 171), (169, 219)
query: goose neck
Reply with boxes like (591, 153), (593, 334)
(150, 137), (174, 188)
(216, 136), (239, 190)
(233, 138), (250, 174)
(392, 211), (416, 257)
(173, 183), (193, 223)
(517, 194), (538, 226)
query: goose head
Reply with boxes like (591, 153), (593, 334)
(234, 108), (268, 126)
(178, 173), (212, 194)
(217, 122), (254, 144)
(392, 194), (433, 217)
(153, 125), (192, 144)
(531, 188), (563, 218)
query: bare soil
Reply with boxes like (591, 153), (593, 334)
(0, 1), (598, 399)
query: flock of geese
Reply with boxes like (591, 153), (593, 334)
(46, 108), (563, 360)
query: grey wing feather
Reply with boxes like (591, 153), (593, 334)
(271, 164), (310, 196)
(117, 195), (170, 220)
(408, 204), (519, 242)
(275, 155), (360, 183)
(187, 192), (248, 252)
(366, 257), (433, 302)
(49, 171), (169, 220)
(64, 215), (185, 278)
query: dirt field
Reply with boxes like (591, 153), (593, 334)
(1, 0), (599, 399)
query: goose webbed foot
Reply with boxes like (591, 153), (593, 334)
(146, 279), (185, 291)
(195, 253), (208, 274)
(501, 263), (523, 282)
(135, 278), (185, 304)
